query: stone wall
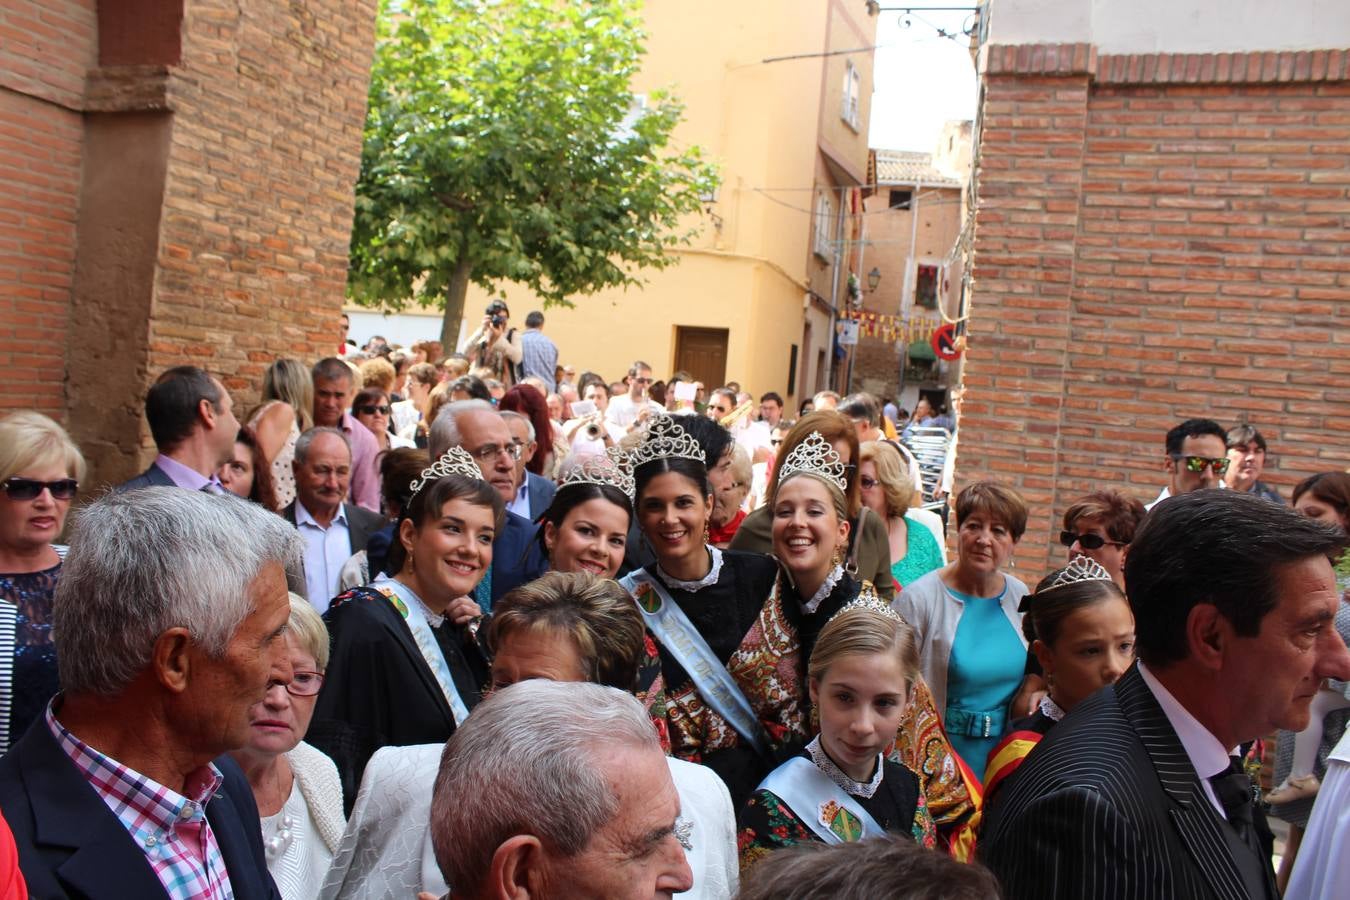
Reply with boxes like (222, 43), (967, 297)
(0, 0), (378, 486)
(960, 44), (1350, 576)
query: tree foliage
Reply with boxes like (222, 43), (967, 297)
(348, 0), (719, 349)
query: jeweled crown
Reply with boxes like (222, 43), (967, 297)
(1037, 555), (1115, 595)
(833, 587), (906, 625)
(557, 449), (636, 500)
(409, 446), (484, 499)
(776, 431), (847, 494)
(627, 414), (706, 469)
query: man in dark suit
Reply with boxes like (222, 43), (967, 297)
(429, 400), (547, 608)
(981, 490), (1350, 900)
(0, 487), (302, 898)
(282, 427), (385, 612)
(117, 365), (240, 493)
(500, 410), (557, 520)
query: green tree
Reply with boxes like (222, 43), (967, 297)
(349, 0), (719, 353)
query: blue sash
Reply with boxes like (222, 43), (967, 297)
(373, 577), (471, 726)
(758, 756), (887, 844)
(619, 570), (771, 756)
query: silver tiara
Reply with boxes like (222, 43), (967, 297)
(628, 414), (705, 469)
(776, 431), (847, 493)
(409, 446), (484, 499)
(557, 449), (635, 500)
(1037, 555), (1115, 595)
(832, 587), (906, 625)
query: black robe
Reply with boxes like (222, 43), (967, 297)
(307, 585), (489, 810)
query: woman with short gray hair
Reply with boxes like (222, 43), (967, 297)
(0, 411), (85, 753)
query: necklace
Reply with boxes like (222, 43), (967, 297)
(802, 564), (844, 615)
(657, 545), (723, 593)
(261, 793), (297, 861)
(806, 735), (883, 799)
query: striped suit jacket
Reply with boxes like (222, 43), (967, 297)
(979, 665), (1265, 900)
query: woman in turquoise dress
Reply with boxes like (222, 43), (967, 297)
(893, 482), (1030, 773)
(858, 441), (944, 591)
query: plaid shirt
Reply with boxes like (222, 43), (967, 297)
(46, 705), (234, 899)
(519, 328), (558, 392)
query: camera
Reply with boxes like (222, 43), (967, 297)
(486, 301), (508, 329)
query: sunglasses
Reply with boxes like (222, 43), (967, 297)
(1171, 454), (1230, 475)
(860, 476), (879, 490)
(2, 477), (78, 501)
(1059, 530), (1125, 550)
(356, 404), (391, 416)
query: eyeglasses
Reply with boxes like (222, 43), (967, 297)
(770, 439), (783, 447)
(355, 404), (390, 416)
(2, 477), (78, 501)
(633, 377), (652, 385)
(269, 670), (325, 697)
(1059, 531), (1126, 550)
(1171, 454), (1230, 475)
(860, 476), (879, 490)
(470, 443), (523, 463)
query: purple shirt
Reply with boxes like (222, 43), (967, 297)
(154, 455), (224, 494)
(341, 412), (381, 513)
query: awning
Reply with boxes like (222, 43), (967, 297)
(906, 338), (936, 361)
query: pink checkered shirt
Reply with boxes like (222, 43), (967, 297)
(46, 705), (234, 899)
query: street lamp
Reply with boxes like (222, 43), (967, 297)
(867, 267), (882, 293)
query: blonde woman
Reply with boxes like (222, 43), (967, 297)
(251, 358), (314, 509)
(859, 442), (945, 591)
(0, 412), (84, 754)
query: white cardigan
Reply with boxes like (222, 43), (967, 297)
(892, 569), (1028, 714)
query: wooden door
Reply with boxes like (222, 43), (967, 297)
(674, 326), (728, 390)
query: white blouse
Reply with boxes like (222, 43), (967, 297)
(262, 778), (334, 900)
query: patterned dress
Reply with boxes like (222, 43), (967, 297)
(737, 742), (936, 873)
(630, 550), (806, 807)
(0, 547), (65, 754)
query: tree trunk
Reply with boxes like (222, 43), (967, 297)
(439, 258), (473, 358)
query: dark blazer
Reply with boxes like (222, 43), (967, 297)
(524, 471), (556, 521)
(0, 719), (280, 899)
(490, 510), (547, 603)
(114, 462), (176, 492)
(282, 500), (386, 556)
(979, 664), (1272, 900)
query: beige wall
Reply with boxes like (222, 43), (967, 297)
(457, 0), (878, 400)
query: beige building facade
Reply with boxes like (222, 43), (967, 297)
(441, 0), (880, 400)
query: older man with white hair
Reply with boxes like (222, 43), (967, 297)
(0, 488), (301, 899)
(430, 680), (694, 899)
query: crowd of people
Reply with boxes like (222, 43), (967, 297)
(0, 308), (1347, 900)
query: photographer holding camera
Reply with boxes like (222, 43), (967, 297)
(458, 299), (523, 388)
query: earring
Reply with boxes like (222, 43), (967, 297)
(702, 521), (711, 545)
(831, 545), (844, 569)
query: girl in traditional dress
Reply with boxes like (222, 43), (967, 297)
(767, 431), (978, 855)
(737, 602), (936, 871)
(619, 415), (803, 806)
(538, 450), (635, 580)
(982, 557), (1134, 804)
(308, 447), (500, 803)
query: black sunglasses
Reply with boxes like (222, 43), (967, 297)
(356, 404), (391, 416)
(1059, 530), (1124, 550)
(3, 477), (78, 501)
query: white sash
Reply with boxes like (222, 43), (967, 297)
(372, 577), (471, 726)
(619, 570), (771, 756)
(758, 756), (887, 844)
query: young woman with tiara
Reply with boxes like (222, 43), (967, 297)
(737, 601), (936, 871)
(768, 431), (978, 856)
(981, 556), (1135, 805)
(308, 446), (502, 803)
(619, 415), (803, 806)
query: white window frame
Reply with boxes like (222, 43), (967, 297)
(841, 62), (861, 131)
(813, 190), (834, 261)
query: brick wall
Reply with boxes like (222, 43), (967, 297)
(0, 0), (98, 416)
(960, 45), (1350, 577)
(0, 0), (378, 484)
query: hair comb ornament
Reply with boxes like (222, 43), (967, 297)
(409, 446), (484, 499)
(1036, 555), (1115, 595)
(776, 431), (848, 494)
(627, 414), (706, 468)
(557, 449), (636, 500)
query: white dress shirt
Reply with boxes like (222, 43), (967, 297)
(1285, 728), (1350, 900)
(296, 501), (350, 613)
(506, 479), (531, 521)
(1137, 662), (1234, 818)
